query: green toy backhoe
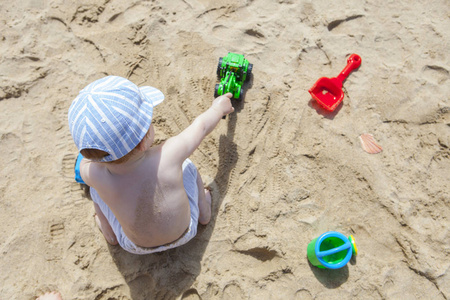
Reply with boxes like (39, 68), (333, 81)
(215, 52), (253, 100)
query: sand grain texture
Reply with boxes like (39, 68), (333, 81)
(0, 0), (449, 299)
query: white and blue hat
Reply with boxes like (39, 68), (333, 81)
(68, 75), (164, 162)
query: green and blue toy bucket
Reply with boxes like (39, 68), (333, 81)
(307, 231), (357, 269)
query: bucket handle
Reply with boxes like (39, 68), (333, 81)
(316, 242), (351, 258)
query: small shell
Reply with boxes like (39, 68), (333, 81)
(359, 133), (383, 154)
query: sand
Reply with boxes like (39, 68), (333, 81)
(0, 0), (449, 299)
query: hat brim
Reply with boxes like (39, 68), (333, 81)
(139, 86), (164, 107)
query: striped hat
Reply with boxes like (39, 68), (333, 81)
(68, 76), (164, 162)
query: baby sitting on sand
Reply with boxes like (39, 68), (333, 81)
(68, 76), (234, 254)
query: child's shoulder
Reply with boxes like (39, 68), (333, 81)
(80, 159), (110, 186)
(147, 145), (184, 177)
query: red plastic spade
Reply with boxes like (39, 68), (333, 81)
(309, 54), (361, 111)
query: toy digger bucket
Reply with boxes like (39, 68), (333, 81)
(307, 231), (357, 269)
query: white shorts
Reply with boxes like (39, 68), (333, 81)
(90, 159), (199, 255)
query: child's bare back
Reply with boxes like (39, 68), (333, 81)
(82, 139), (199, 247)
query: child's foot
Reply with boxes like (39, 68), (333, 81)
(36, 291), (62, 300)
(95, 214), (118, 245)
(198, 189), (212, 225)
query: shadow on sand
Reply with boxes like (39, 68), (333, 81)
(308, 259), (350, 289)
(307, 253), (356, 289)
(308, 98), (343, 120)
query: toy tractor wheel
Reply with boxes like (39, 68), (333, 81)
(214, 84), (220, 97)
(238, 88), (243, 100)
(245, 63), (253, 82)
(216, 58), (223, 78)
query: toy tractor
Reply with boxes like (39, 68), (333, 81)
(215, 52), (253, 100)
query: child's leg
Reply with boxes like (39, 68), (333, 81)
(94, 202), (118, 245)
(196, 172), (211, 225)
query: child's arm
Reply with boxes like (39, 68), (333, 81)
(79, 158), (108, 188)
(79, 158), (95, 186)
(162, 93), (234, 164)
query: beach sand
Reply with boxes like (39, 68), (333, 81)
(0, 0), (449, 299)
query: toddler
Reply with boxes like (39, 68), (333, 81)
(68, 75), (233, 254)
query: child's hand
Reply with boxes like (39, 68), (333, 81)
(212, 93), (234, 117)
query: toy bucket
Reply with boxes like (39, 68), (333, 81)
(307, 231), (357, 269)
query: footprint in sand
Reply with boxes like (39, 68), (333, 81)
(222, 282), (245, 299)
(295, 288), (313, 299)
(21, 117), (36, 153)
(45, 220), (65, 261)
(181, 288), (202, 300)
(422, 65), (449, 84)
(60, 153), (88, 211)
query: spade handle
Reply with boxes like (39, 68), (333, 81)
(336, 54), (361, 84)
